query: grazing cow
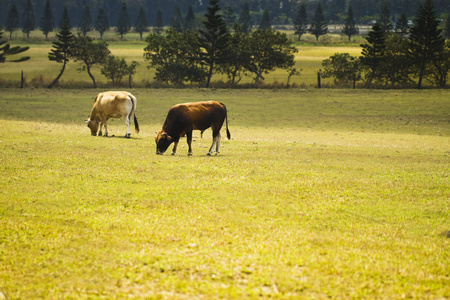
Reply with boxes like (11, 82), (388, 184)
(86, 91), (139, 138)
(155, 101), (231, 156)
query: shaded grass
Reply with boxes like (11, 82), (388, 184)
(0, 88), (449, 299)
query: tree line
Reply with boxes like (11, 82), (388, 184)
(1, 0), (449, 40)
(322, 0), (449, 89)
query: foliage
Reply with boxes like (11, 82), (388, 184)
(154, 8), (164, 34)
(199, 0), (231, 88)
(342, 5), (358, 41)
(170, 6), (184, 33)
(94, 8), (109, 40)
(79, 5), (93, 37)
(396, 13), (409, 37)
(378, 34), (412, 87)
(59, 6), (71, 29)
(21, 0), (35, 40)
(309, 2), (328, 42)
(184, 6), (196, 31)
(5, 4), (20, 40)
(47, 22), (74, 88)
(378, 3), (394, 33)
(144, 28), (207, 84)
(360, 22), (385, 88)
(40, 0), (54, 40)
(116, 2), (130, 40)
(258, 8), (271, 31)
(238, 0), (251, 33)
(69, 34), (110, 88)
(245, 28), (297, 87)
(424, 40), (450, 88)
(294, 3), (308, 41)
(408, 0), (445, 89)
(100, 55), (138, 85)
(0, 27), (30, 63)
(134, 7), (148, 40)
(321, 52), (361, 87)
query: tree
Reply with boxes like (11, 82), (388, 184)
(245, 28), (297, 87)
(238, 0), (251, 33)
(22, 0), (35, 40)
(259, 8), (271, 31)
(199, 0), (230, 88)
(40, 0), (54, 40)
(321, 53), (361, 88)
(342, 5), (358, 41)
(69, 34), (110, 88)
(309, 2), (328, 42)
(135, 6), (148, 40)
(379, 3), (393, 33)
(48, 22), (74, 88)
(379, 34), (412, 87)
(154, 8), (164, 34)
(170, 6), (184, 32)
(445, 10), (450, 39)
(360, 22), (386, 88)
(101, 55), (138, 86)
(144, 28), (207, 84)
(409, 0), (444, 89)
(184, 6), (196, 31)
(117, 2), (130, 40)
(5, 4), (20, 39)
(95, 8), (109, 40)
(79, 5), (93, 37)
(222, 6), (236, 29)
(218, 23), (251, 85)
(0, 27), (30, 63)
(425, 40), (450, 87)
(294, 3), (308, 41)
(59, 6), (71, 29)
(396, 13), (409, 37)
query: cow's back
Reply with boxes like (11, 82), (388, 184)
(95, 91), (133, 118)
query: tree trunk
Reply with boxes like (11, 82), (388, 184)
(205, 61), (214, 88)
(48, 62), (66, 89)
(87, 66), (97, 88)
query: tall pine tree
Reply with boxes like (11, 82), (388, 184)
(409, 0), (444, 89)
(5, 4), (20, 39)
(40, 0), (54, 40)
(0, 27), (30, 63)
(22, 0), (35, 40)
(116, 2), (130, 40)
(294, 3), (307, 41)
(238, 0), (251, 33)
(135, 6), (148, 40)
(79, 5), (93, 37)
(360, 22), (386, 88)
(185, 6), (196, 31)
(95, 8), (109, 40)
(170, 6), (184, 32)
(59, 6), (71, 29)
(343, 5), (358, 41)
(309, 2), (328, 42)
(199, 0), (230, 88)
(154, 8), (163, 34)
(259, 8), (271, 31)
(48, 22), (75, 88)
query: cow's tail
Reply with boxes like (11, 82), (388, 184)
(129, 94), (140, 134)
(223, 103), (231, 140)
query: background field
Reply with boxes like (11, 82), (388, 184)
(0, 30), (364, 88)
(0, 88), (449, 299)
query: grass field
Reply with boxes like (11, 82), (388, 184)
(0, 88), (449, 299)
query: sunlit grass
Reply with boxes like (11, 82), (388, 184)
(0, 88), (449, 298)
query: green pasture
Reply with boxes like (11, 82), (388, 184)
(0, 30), (365, 88)
(0, 88), (449, 299)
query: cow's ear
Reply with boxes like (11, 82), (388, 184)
(167, 135), (172, 141)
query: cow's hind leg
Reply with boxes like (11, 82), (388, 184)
(124, 114), (131, 138)
(207, 131), (220, 156)
(186, 131), (193, 156)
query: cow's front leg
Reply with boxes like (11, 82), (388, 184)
(103, 122), (109, 137)
(186, 131), (193, 156)
(171, 141), (178, 155)
(98, 123), (103, 136)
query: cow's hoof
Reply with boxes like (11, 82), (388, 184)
(188, 153), (193, 156)
(206, 152), (212, 156)
(98, 133), (102, 136)
(125, 134), (130, 138)
(171, 152), (176, 155)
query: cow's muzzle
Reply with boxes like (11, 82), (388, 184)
(91, 132), (97, 136)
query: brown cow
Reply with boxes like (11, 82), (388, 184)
(155, 101), (231, 156)
(86, 91), (139, 138)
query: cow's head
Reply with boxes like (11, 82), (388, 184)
(86, 118), (99, 136)
(155, 131), (173, 155)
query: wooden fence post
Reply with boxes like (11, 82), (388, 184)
(21, 71), (24, 88)
(317, 72), (321, 88)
